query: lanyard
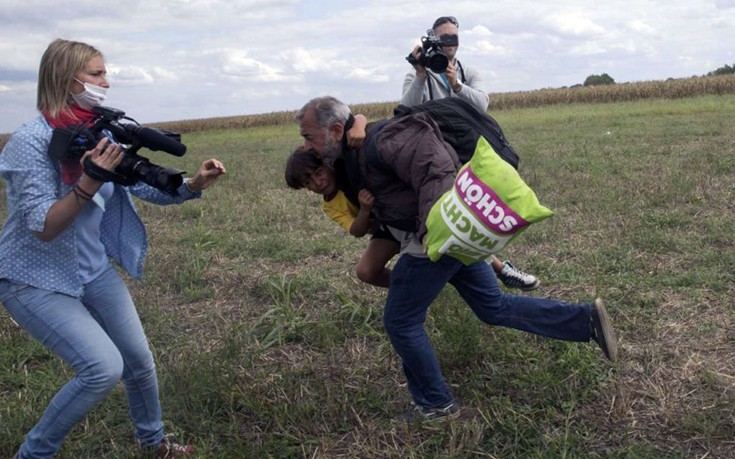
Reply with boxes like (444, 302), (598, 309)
(439, 73), (451, 91)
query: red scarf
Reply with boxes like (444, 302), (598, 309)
(43, 106), (97, 185)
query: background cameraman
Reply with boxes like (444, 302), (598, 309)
(400, 16), (538, 291)
(401, 16), (490, 112)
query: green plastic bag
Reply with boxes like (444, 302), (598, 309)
(425, 137), (554, 264)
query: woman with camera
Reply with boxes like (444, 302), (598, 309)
(0, 38), (225, 458)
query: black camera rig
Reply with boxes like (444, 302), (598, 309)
(48, 106), (188, 195)
(405, 30), (450, 73)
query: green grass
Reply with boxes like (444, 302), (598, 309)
(1, 95), (734, 458)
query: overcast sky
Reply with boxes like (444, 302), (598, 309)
(0, 0), (733, 133)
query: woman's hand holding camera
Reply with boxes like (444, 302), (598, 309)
(79, 137), (125, 189)
(82, 137), (124, 171)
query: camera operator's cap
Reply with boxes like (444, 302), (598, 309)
(433, 16), (459, 29)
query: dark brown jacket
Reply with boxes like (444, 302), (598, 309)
(357, 112), (461, 240)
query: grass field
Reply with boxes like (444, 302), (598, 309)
(0, 94), (733, 458)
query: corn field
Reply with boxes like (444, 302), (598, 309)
(1, 74), (734, 148)
(490, 74), (735, 109)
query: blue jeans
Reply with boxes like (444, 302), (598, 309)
(0, 265), (164, 458)
(383, 255), (592, 409)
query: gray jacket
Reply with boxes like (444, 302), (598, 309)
(400, 60), (489, 112)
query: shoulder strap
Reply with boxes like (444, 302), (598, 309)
(447, 98), (520, 169)
(425, 62), (465, 99)
(456, 60), (466, 83)
(363, 119), (395, 176)
(333, 157), (360, 207)
(394, 98), (520, 170)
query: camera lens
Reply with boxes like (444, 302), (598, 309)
(427, 53), (449, 73)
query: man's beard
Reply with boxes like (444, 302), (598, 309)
(321, 134), (343, 166)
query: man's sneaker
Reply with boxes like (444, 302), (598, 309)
(409, 401), (461, 422)
(496, 260), (540, 291)
(153, 436), (194, 458)
(590, 298), (619, 362)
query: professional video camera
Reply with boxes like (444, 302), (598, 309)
(405, 29), (450, 73)
(48, 106), (187, 195)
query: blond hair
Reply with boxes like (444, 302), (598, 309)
(37, 39), (103, 118)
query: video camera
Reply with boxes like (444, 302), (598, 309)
(48, 106), (187, 195)
(405, 29), (450, 73)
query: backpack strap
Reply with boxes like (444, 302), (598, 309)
(455, 60), (466, 84)
(449, 99), (520, 169)
(363, 119), (394, 176)
(333, 157), (360, 207)
(425, 60), (466, 100)
(395, 98), (520, 170)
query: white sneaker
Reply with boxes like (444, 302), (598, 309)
(496, 260), (540, 291)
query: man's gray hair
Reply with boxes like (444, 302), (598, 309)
(296, 96), (352, 128)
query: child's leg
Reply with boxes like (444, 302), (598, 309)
(356, 239), (399, 288)
(488, 255), (504, 273)
(490, 255), (541, 291)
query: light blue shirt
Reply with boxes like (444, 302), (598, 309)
(0, 115), (201, 298)
(75, 182), (114, 283)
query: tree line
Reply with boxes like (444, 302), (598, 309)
(584, 63), (735, 87)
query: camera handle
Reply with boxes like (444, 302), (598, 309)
(82, 156), (136, 186)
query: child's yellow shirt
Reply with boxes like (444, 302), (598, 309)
(321, 190), (358, 233)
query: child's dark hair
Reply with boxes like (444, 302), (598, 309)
(285, 146), (323, 189)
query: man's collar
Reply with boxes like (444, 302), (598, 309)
(344, 113), (355, 132)
(341, 114), (355, 152)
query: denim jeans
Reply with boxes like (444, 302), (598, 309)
(0, 265), (164, 458)
(383, 255), (592, 409)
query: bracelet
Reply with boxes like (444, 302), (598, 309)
(74, 185), (95, 200)
(71, 187), (91, 206)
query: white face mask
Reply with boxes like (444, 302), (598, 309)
(71, 79), (107, 110)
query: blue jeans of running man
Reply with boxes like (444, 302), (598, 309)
(0, 265), (164, 458)
(383, 255), (593, 410)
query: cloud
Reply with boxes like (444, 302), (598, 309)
(346, 67), (390, 83)
(568, 42), (608, 56)
(231, 86), (286, 100)
(109, 65), (155, 85)
(106, 64), (180, 86)
(151, 67), (179, 82)
(208, 49), (295, 82)
(280, 48), (338, 74)
(627, 19), (657, 35)
(470, 41), (507, 55)
(544, 12), (606, 37)
(465, 25), (493, 38)
(162, 0), (298, 22)
(711, 16), (735, 28)
(0, 0), (733, 133)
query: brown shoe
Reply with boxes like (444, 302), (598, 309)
(156, 437), (194, 458)
(590, 298), (619, 362)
